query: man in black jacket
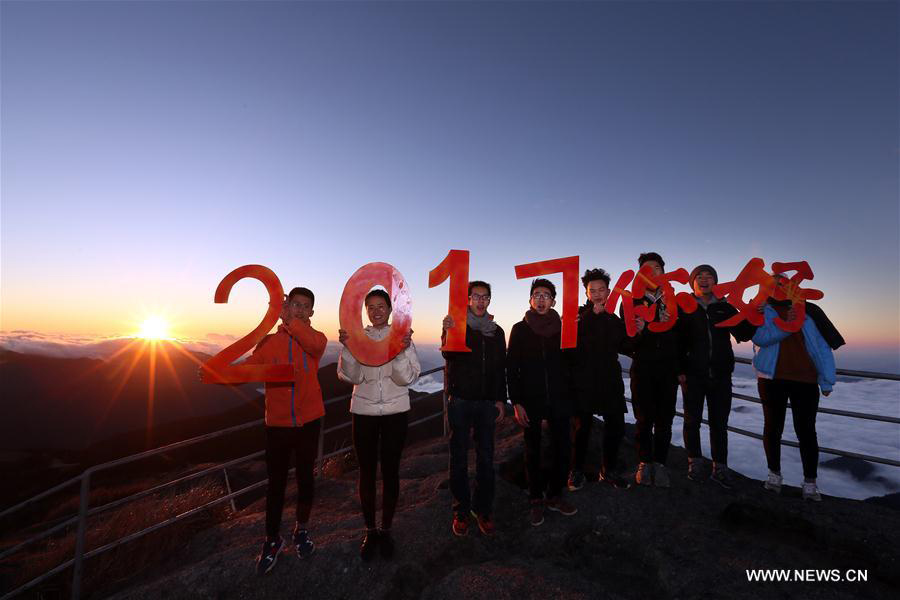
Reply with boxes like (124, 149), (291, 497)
(567, 268), (634, 491)
(508, 278), (577, 527)
(624, 252), (681, 488)
(442, 281), (506, 537)
(678, 265), (756, 488)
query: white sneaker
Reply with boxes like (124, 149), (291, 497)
(802, 481), (822, 502)
(654, 463), (671, 488)
(764, 471), (782, 494)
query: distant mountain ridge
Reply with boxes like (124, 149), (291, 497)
(0, 342), (262, 451)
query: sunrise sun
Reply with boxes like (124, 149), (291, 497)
(136, 316), (173, 341)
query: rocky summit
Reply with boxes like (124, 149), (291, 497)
(110, 417), (898, 600)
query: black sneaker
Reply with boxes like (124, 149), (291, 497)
(567, 470), (586, 491)
(710, 467), (735, 490)
(360, 529), (379, 562)
(293, 527), (315, 559)
(379, 529), (395, 559)
(599, 470), (631, 490)
(256, 538), (284, 575)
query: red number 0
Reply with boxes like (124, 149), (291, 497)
(429, 249), (471, 352)
(339, 262), (413, 366)
(200, 265), (294, 384)
(514, 256), (580, 349)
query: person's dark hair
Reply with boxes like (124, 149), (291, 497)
(581, 268), (611, 288)
(288, 287), (315, 307)
(365, 288), (392, 310)
(638, 252), (665, 269)
(468, 280), (492, 297)
(530, 278), (556, 299)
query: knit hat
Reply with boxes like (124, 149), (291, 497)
(690, 264), (718, 288)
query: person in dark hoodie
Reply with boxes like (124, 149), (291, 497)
(507, 278), (577, 526)
(566, 268), (634, 491)
(441, 280), (507, 537)
(677, 265), (756, 489)
(623, 252), (681, 488)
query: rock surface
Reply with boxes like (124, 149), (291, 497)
(108, 418), (899, 599)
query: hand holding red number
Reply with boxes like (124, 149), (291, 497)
(338, 328), (350, 346)
(338, 261), (413, 367)
(402, 329), (414, 350)
(442, 315), (454, 331)
(514, 255), (580, 349)
(200, 265), (294, 384)
(429, 250), (471, 352)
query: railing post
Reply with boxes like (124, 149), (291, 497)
(71, 471), (91, 600)
(222, 468), (237, 514)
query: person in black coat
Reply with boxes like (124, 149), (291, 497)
(566, 268), (635, 491)
(507, 278), (577, 526)
(622, 252), (681, 488)
(442, 280), (506, 537)
(677, 265), (757, 488)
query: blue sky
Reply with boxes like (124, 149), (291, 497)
(1, 1), (897, 369)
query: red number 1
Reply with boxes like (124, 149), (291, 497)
(429, 249), (471, 352)
(514, 256), (580, 349)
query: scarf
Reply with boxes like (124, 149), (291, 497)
(524, 308), (562, 338)
(467, 309), (498, 337)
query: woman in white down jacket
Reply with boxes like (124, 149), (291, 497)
(337, 288), (420, 561)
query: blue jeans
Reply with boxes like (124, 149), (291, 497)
(448, 397), (498, 518)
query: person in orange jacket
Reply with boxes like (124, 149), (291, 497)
(246, 286), (327, 575)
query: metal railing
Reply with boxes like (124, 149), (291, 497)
(621, 357), (900, 468)
(3, 360), (899, 598)
(0, 366), (445, 600)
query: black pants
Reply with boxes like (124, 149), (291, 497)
(352, 411), (408, 530)
(265, 420), (321, 539)
(630, 368), (678, 464)
(683, 375), (732, 464)
(571, 411), (625, 474)
(759, 379), (820, 479)
(448, 397), (498, 517)
(523, 411), (571, 500)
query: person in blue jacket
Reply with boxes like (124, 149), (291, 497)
(752, 277), (843, 501)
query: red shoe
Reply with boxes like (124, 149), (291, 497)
(452, 514), (469, 537)
(470, 511), (495, 536)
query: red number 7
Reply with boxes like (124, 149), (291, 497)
(514, 256), (580, 349)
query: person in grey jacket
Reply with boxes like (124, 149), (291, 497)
(338, 289), (420, 560)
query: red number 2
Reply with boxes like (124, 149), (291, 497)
(200, 265), (293, 384)
(429, 249), (471, 352)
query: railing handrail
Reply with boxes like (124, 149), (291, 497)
(733, 356), (900, 381)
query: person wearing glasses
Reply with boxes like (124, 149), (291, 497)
(244, 287), (328, 575)
(441, 281), (507, 537)
(338, 289), (420, 561)
(507, 278), (577, 527)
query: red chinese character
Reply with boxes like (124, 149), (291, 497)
(712, 258), (776, 328)
(770, 261), (824, 332)
(630, 265), (697, 333)
(605, 270), (639, 336)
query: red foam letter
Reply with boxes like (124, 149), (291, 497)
(201, 265), (294, 384)
(429, 249), (471, 352)
(514, 256), (580, 349)
(339, 262), (413, 366)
